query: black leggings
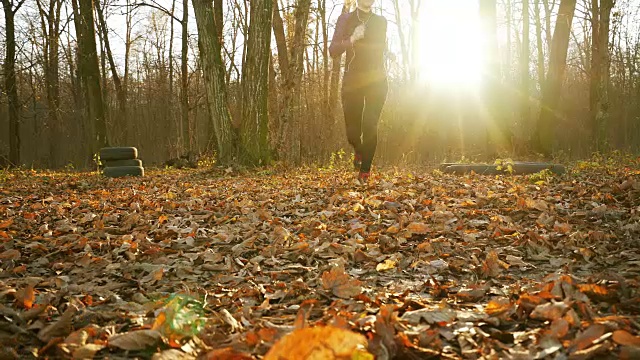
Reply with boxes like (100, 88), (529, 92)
(342, 79), (388, 173)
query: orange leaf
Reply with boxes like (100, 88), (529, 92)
(153, 268), (164, 281)
(570, 324), (606, 352)
(264, 326), (370, 360)
(548, 318), (569, 339)
(258, 327), (278, 343)
(485, 298), (513, 316)
(204, 347), (254, 360)
(321, 267), (362, 299)
(245, 331), (260, 347)
(16, 284), (36, 309)
(406, 222), (429, 234)
(0, 230), (9, 239)
(23, 212), (36, 220)
(0, 218), (13, 229)
(613, 330), (640, 346)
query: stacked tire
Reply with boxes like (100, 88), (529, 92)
(100, 147), (145, 177)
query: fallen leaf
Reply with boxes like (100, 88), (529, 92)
(612, 330), (640, 347)
(406, 222), (429, 234)
(72, 344), (106, 360)
(322, 267), (362, 299)
(152, 349), (196, 360)
(481, 250), (502, 277)
(15, 284), (35, 309)
(548, 318), (570, 339)
(530, 301), (569, 321)
(401, 308), (456, 325)
(376, 259), (397, 272)
(38, 304), (78, 342)
(485, 298), (513, 316)
(569, 324), (606, 353)
(0, 249), (20, 260)
(0, 218), (13, 229)
(264, 326), (371, 360)
(108, 329), (163, 351)
(456, 287), (486, 302)
(203, 347), (254, 360)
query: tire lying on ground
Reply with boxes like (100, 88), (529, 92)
(103, 166), (144, 178)
(102, 159), (143, 167)
(100, 147), (138, 161)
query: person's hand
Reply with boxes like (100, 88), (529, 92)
(350, 24), (366, 44)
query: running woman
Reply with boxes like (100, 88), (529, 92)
(329, 0), (388, 183)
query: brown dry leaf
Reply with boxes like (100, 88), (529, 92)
(612, 330), (640, 346)
(108, 329), (163, 351)
(620, 346), (640, 360)
(72, 344), (106, 360)
(530, 301), (569, 321)
(548, 318), (570, 339)
(15, 284), (35, 309)
(485, 298), (513, 316)
(0, 218), (13, 229)
(376, 259), (397, 272)
(553, 222), (573, 234)
(151, 349), (196, 360)
(263, 326), (371, 360)
(374, 305), (398, 358)
(400, 308), (456, 325)
(38, 304), (78, 342)
(569, 324), (606, 353)
(203, 347), (254, 360)
(456, 287), (486, 302)
(481, 250), (502, 277)
(0, 249), (20, 260)
(322, 267), (362, 299)
(406, 222), (429, 234)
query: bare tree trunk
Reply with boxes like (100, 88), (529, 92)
(534, 0), (546, 92)
(543, 0), (554, 55)
(274, 0), (312, 162)
(535, 0), (577, 156)
(96, 0), (127, 145)
(2, 0), (24, 167)
(168, 0), (176, 153)
(181, 0), (190, 153)
(241, 0), (273, 165)
(521, 0), (530, 136)
(590, 0), (616, 151)
(393, 0), (409, 82)
(480, 0), (506, 157)
(192, 0), (236, 163)
(77, 0), (108, 154)
(36, 0), (62, 167)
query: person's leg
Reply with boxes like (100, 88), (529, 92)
(360, 80), (388, 174)
(341, 85), (365, 160)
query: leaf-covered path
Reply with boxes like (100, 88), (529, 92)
(1, 159), (639, 359)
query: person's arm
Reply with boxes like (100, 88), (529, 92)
(329, 14), (351, 58)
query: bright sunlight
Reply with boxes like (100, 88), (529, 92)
(417, 1), (486, 90)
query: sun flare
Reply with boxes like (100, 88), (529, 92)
(416, 2), (486, 90)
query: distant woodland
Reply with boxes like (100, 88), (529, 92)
(1, 0), (638, 169)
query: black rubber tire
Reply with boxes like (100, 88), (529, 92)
(103, 159), (143, 167)
(100, 147), (138, 161)
(103, 166), (144, 178)
(442, 162), (565, 175)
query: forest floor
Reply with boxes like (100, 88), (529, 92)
(0, 156), (639, 359)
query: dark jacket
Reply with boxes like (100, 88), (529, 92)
(329, 9), (387, 86)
